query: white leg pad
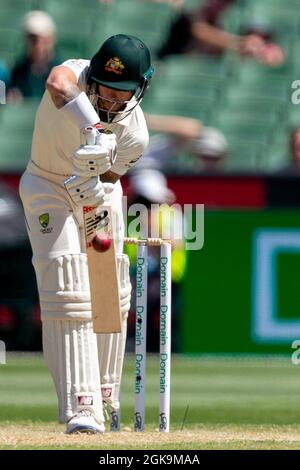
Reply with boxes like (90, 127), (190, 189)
(37, 254), (92, 320)
(43, 318), (104, 424)
(39, 253), (104, 424)
(97, 254), (131, 414)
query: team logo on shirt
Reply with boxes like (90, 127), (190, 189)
(105, 57), (125, 75)
(39, 213), (53, 234)
(125, 155), (142, 168)
(39, 213), (49, 228)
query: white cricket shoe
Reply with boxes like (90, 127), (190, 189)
(66, 409), (105, 434)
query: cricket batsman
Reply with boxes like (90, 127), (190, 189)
(19, 34), (154, 433)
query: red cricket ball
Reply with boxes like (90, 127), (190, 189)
(92, 234), (111, 252)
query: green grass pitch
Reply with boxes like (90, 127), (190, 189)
(1, 353), (300, 449)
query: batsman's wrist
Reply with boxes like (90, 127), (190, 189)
(60, 92), (99, 128)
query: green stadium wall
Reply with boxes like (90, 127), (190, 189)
(182, 210), (300, 354)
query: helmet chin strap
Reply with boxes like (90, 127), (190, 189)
(87, 81), (148, 124)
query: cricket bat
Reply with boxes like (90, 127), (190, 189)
(70, 126), (122, 333)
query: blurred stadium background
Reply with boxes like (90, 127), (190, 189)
(1, 0), (300, 446)
(0, 0), (299, 353)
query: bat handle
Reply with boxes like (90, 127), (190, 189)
(83, 124), (105, 145)
(81, 124), (105, 206)
(83, 126), (98, 145)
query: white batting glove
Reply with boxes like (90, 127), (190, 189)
(117, 254), (132, 318)
(102, 182), (115, 197)
(120, 283), (132, 317)
(64, 175), (107, 207)
(73, 133), (117, 177)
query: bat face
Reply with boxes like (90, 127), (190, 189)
(83, 204), (121, 333)
(67, 126), (121, 333)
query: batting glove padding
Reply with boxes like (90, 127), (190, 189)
(73, 133), (117, 177)
(64, 175), (106, 207)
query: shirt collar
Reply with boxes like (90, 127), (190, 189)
(110, 109), (133, 126)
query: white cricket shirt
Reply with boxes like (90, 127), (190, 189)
(29, 59), (149, 179)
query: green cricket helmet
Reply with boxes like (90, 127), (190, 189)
(87, 34), (154, 123)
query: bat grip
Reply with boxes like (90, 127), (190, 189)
(83, 126), (97, 145)
(83, 124), (105, 145)
(82, 124), (106, 191)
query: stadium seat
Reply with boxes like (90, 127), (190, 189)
(226, 78), (289, 100)
(0, 100), (39, 137)
(0, 0), (294, 175)
(244, 1), (300, 22)
(0, 100), (38, 170)
(92, 0), (175, 57)
(0, 5), (29, 28)
(265, 130), (289, 171)
(220, 89), (286, 117)
(161, 56), (228, 81)
(220, 4), (242, 35)
(44, 3), (95, 34)
(291, 39), (300, 74)
(234, 60), (291, 84)
(211, 112), (276, 145)
(142, 94), (213, 121)
(114, 0), (175, 25)
(42, 0), (99, 7)
(215, 108), (281, 130)
(0, 101), (37, 171)
(288, 102), (300, 128)
(153, 79), (219, 102)
(0, 134), (32, 171)
(57, 32), (89, 61)
(0, 29), (23, 67)
(184, 0), (206, 11)
(225, 139), (266, 171)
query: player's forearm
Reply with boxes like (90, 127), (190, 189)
(100, 170), (120, 184)
(145, 113), (202, 139)
(191, 21), (241, 52)
(46, 66), (81, 109)
(47, 66), (100, 127)
(47, 78), (81, 108)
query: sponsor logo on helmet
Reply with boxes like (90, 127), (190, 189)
(105, 57), (125, 75)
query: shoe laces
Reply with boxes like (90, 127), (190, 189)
(68, 408), (93, 423)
